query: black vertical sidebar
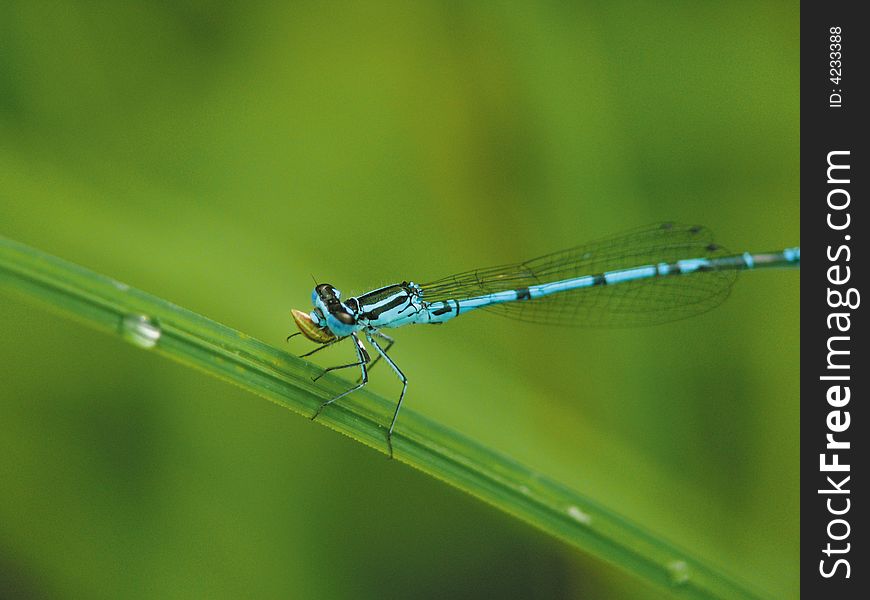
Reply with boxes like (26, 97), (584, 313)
(802, 2), (867, 598)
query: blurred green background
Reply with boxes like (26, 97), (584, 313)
(1, 2), (798, 598)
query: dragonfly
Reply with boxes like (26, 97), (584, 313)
(288, 222), (800, 456)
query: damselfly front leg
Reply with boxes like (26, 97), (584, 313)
(298, 337), (344, 359)
(365, 330), (407, 458)
(310, 333), (369, 421)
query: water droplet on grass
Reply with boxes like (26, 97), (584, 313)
(666, 560), (690, 586)
(567, 505), (592, 525)
(121, 314), (161, 349)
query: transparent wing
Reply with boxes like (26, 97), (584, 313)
(420, 223), (737, 327)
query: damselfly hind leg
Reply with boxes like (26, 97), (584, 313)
(310, 333), (369, 421)
(365, 331), (407, 459)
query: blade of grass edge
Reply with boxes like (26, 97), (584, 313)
(0, 235), (765, 600)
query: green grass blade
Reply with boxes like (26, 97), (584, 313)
(0, 235), (764, 600)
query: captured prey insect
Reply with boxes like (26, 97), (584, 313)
(288, 223), (800, 456)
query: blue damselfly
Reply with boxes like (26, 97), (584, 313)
(289, 222), (800, 456)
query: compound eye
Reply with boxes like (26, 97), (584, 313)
(332, 309), (355, 325)
(316, 283), (338, 301)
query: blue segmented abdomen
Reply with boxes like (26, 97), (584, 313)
(418, 223), (800, 328)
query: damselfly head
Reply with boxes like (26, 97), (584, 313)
(291, 308), (337, 344)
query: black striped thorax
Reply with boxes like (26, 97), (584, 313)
(351, 282), (424, 327)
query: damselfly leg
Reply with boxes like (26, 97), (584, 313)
(299, 337), (344, 359)
(310, 333), (369, 421)
(358, 330), (395, 381)
(365, 331), (407, 458)
(307, 330), (405, 458)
